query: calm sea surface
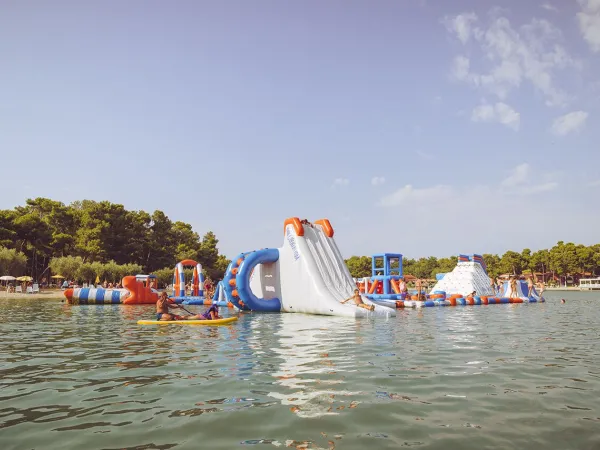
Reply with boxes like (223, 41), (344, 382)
(1, 291), (599, 450)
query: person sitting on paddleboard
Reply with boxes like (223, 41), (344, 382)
(156, 292), (203, 321)
(341, 289), (375, 311)
(200, 304), (222, 320)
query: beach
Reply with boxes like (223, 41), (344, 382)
(1, 289), (65, 300)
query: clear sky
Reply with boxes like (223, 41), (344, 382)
(1, 0), (598, 260)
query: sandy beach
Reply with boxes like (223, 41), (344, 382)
(1, 290), (65, 300)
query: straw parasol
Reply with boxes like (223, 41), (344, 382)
(50, 275), (65, 279)
(16, 276), (33, 282)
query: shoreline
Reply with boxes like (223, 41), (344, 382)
(1, 290), (65, 300)
(544, 287), (583, 291)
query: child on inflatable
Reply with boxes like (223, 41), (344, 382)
(341, 289), (375, 311)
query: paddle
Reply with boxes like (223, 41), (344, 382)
(178, 304), (195, 315)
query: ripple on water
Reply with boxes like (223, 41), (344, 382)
(1, 293), (600, 449)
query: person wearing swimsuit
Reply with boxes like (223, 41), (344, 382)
(341, 289), (375, 311)
(156, 292), (203, 321)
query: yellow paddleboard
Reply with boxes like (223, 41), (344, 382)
(137, 317), (238, 326)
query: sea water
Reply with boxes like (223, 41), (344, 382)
(1, 292), (599, 450)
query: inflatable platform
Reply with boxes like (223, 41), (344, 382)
(64, 274), (159, 304)
(222, 217), (395, 318)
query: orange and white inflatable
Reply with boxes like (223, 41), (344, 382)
(64, 275), (159, 304)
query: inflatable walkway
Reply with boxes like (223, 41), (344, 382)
(222, 217), (395, 318)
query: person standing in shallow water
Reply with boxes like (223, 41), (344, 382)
(415, 279), (423, 300)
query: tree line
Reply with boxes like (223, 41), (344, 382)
(0, 198), (231, 282)
(345, 241), (600, 280)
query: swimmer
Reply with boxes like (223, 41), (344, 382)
(466, 291), (476, 299)
(415, 278), (424, 300)
(561, 299), (565, 304)
(341, 289), (375, 310)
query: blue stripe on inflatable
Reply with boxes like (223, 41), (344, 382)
(79, 288), (90, 301)
(424, 301), (435, 307)
(95, 289), (106, 301)
(457, 298), (466, 305)
(112, 290), (122, 303)
(474, 298), (482, 305)
(499, 297), (510, 304)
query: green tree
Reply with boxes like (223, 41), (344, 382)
(152, 267), (174, 288)
(499, 251), (524, 275)
(0, 247), (27, 275)
(49, 256), (83, 280)
(0, 210), (17, 248)
(144, 210), (176, 272)
(209, 254), (231, 281)
(172, 221), (201, 261)
(530, 249), (550, 274)
(345, 256), (372, 278)
(482, 254), (501, 278)
(77, 262), (97, 284)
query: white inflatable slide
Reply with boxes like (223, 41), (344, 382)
(223, 218), (395, 318)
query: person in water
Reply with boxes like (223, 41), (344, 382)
(156, 292), (203, 321)
(341, 289), (375, 310)
(466, 291), (476, 299)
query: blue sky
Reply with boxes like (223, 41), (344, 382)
(1, 0), (598, 260)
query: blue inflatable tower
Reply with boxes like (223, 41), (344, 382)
(366, 253), (404, 301)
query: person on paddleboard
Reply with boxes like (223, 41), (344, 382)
(341, 289), (375, 311)
(156, 292), (203, 321)
(200, 303), (222, 320)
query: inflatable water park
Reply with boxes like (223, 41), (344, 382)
(63, 217), (544, 317)
(359, 253), (545, 308)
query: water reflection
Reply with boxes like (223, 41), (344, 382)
(266, 314), (362, 418)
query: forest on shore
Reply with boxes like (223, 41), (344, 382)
(0, 198), (230, 285)
(1, 197), (598, 286)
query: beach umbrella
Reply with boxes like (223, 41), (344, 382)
(16, 276), (33, 282)
(0, 276), (16, 281)
(50, 275), (65, 279)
